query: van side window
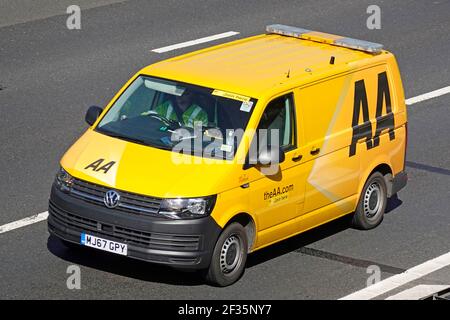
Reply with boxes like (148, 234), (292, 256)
(257, 94), (296, 151)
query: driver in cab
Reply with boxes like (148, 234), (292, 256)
(154, 91), (208, 128)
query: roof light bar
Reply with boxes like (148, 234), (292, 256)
(266, 24), (383, 54)
(333, 37), (383, 53)
(266, 24), (311, 38)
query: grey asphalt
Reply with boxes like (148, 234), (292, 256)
(0, 0), (449, 299)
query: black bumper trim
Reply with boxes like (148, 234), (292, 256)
(48, 185), (221, 269)
(391, 170), (408, 196)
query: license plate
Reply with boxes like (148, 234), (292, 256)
(80, 233), (127, 256)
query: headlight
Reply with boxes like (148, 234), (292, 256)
(159, 195), (216, 219)
(55, 167), (74, 192)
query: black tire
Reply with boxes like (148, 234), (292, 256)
(352, 172), (388, 230)
(204, 222), (248, 287)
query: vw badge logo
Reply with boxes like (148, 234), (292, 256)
(104, 190), (120, 208)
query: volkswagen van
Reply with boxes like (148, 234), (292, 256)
(48, 25), (408, 286)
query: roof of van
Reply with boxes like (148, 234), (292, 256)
(142, 30), (388, 98)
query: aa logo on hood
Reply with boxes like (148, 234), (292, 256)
(84, 158), (116, 174)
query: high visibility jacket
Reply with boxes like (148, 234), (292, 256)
(155, 100), (208, 127)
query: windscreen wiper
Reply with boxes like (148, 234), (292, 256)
(99, 129), (150, 146)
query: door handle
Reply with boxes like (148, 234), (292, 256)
(292, 155), (303, 162)
(310, 147), (320, 155)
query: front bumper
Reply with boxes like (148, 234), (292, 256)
(48, 184), (221, 270)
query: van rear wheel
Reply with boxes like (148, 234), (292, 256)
(204, 222), (248, 287)
(352, 172), (387, 230)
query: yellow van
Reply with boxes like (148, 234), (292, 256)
(48, 25), (408, 286)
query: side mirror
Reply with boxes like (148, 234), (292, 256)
(85, 106), (103, 126)
(258, 145), (285, 166)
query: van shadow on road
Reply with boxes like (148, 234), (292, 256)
(47, 234), (206, 286)
(47, 197), (403, 286)
(247, 195), (402, 268)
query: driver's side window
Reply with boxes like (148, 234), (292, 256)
(119, 86), (156, 119)
(257, 93), (296, 151)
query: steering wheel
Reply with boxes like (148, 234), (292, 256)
(146, 111), (181, 128)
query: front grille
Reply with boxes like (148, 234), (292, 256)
(69, 178), (161, 216)
(49, 201), (202, 251)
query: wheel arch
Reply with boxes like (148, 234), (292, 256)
(224, 212), (257, 253)
(358, 162), (394, 202)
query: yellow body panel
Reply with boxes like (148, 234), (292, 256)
(61, 30), (407, 253)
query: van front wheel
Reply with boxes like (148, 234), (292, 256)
(352, 172), (387, 230)
(204, 222), (248, 287)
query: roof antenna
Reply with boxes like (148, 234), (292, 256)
(329, 56), (335, 65)
(286, 69), (290, 78)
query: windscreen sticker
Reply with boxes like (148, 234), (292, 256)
(212, 89), (250, 102)
(160, 136), (172, 146)
(240, 101), (253, 112)
(204, 129), (223, 140)
(220, 144), (233, 152)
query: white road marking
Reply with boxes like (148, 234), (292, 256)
(0, 211), (48, 234)
(339, 251), (450, 300)
(405, 86), (450, 105)
(151, 31), (239, 53)
(385, 285), (449, 300)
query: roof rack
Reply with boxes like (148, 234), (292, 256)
(266, 24), (383, 54)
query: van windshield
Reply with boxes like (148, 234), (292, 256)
(96, 75), (257, 159)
